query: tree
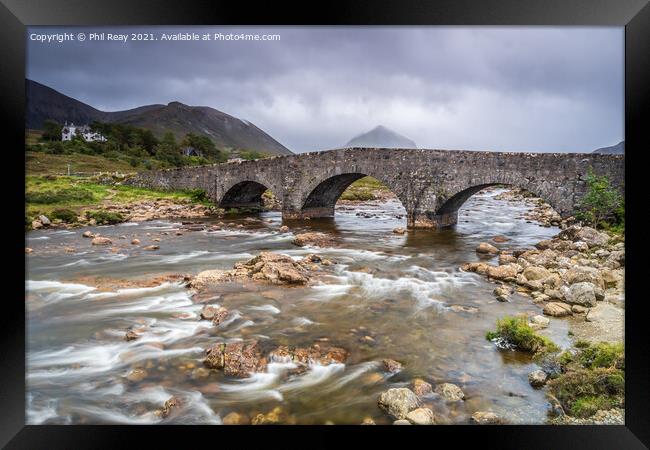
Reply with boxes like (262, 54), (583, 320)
(578, 169), (623, 229)
(183, 133), (225, 162)
(41, 119), (62, 141)
(154, 131), (183, 166)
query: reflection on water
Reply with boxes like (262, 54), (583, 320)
(25, 188), (568, 424)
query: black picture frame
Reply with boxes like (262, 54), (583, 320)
(2, 0), (648, 448)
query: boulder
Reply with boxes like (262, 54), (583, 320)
(470, 411), (502, 424)
(38, 215), (51, 226)
(25, 247), (33, 254)
(222, 412), (250, 425)
(126, 368), (147, 382)
(460, 262), (490, 275)
(382, 359), (403, 373)
(412, 378), (433, 397)
(498, 253), (518, 265)
(189, 270), (231, 289)
(393, 227), (407, 235)
(530, 315), (550, 329)
(434, 383), (465, 402)
(82, 230), (94, 238)
(143, 245), (160, 251)
(292, 232), (336, 247)
(563, 267), (604, 289)
(543, 302), (573, 317)
(486, 263), (521, 281)
(528, 369), (548, 387)
(211, 307), (230, 325)
(378, 388), (420, 419)
(564, 282), (597, 307)
(393, 420), (412, 425)
(157, 396), (180, 418)
(91, 237), (112, 245)
(522, 266), (551, 282)
(205, 341), (267, 378)
(31, 220), (43, 230)
(125, 330), (139, 341)
(361, 417), (376, 425)
(492, 235), (510, 243)
(131, 238), (141, 245)
(476, 242), (499, 254)
(406, 408), (436, 425)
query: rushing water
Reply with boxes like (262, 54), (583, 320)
(25, 188), (570, 425)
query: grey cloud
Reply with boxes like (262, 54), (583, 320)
(27, 26), (623, 153)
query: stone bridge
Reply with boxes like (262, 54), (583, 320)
(127, 148), (625, 229)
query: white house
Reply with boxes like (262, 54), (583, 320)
(61, 122), (107, 142)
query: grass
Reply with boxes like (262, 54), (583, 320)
(339, 176), (390, 201)
(486, 315), (559, 354)
(26, 151), (140, 175)
(25, 175), (205, 227)
(547, 341), (625, 418)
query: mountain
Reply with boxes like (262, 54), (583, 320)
(592, 141), (624, 155)
(25, 79), (292, 155)
(345, 125), (417, 149)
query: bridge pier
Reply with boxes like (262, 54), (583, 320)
(409, 211), (459, 229)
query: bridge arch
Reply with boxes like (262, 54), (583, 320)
(217, 175), (283, 211)
(293, 172), (409, 220)
(414, 177), (566, 228)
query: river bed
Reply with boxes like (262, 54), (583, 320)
(25, 188), (571, 425)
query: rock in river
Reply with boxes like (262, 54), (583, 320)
(406, 407), (436, 425)
(204, 341), (267, 378)
(476, 242), (499, 254)
(378, 388), (420, 420)
(528, 369), (548, 387)
(470, 411), (502, 424)
(434, 383), (465, 402)
(292, 232), (337, 248)
(543, 302), (573, 317)
(91, 236), (112, 246)
(382, 359), (403, 373)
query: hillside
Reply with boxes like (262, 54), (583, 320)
(26, 79), (292, 156)
(592, 141), (624, 155)
(345, 125), (417, 149)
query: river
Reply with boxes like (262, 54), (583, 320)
(25, 188), (570, 425)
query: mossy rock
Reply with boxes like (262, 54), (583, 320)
(486, 315), (559, 354)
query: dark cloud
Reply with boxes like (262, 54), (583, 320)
(27, 26), (623, 153)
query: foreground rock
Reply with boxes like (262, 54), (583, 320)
(204, 340), (349, 378)
(204, 341), (267, 377)
(476, 242), (499, 255)
(406, 408), (436, 425)
(91, 236), (112, 246)
(292, 232), (337, 248)
(470, 411), (502, 424)
(434, 383), (465, 402)
(378, 388), (420, 420)
(189, 252), (331, 290)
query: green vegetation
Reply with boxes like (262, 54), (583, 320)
(50, 208), (78, 223)
(339, 176), (389, 201)
(85, 210), (124, 225)
(486, 315), (559, 354)
(238, 150), (268, 161)
(547, 342), (624, 418)
(25, 175), (203, 228)
(27, 121), (228, 171)
(577, 169), (624, 233)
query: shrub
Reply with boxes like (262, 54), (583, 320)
(578, 342), (624, 370)
(546, 341), (625, 418)
(50, 208), (78, 223)
(85, 210), (124, 225)
(577, 169), (624, 229)
(486, 315), (559, 354)
(186, 188), (208, 203)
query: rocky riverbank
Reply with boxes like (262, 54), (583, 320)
(461, 224), (624, 344)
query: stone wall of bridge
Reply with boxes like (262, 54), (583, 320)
(126, 148), (625, 229)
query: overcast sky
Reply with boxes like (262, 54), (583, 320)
(27, 26), (623, 153)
